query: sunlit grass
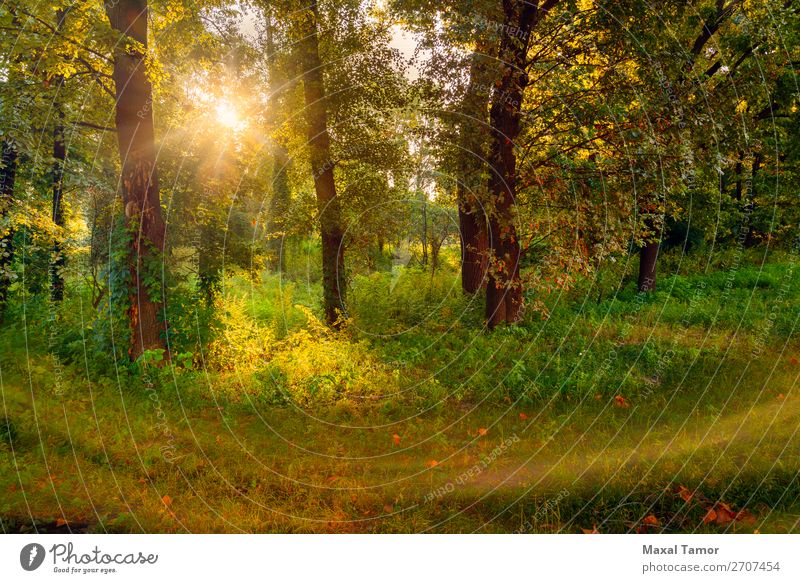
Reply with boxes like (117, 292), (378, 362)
(1, 258), (798, 533)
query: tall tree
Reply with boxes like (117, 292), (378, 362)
(0, 139), (18, 323)
(50, 7), (68, 303)
(485, 0), (558, 327)
(104, 0), (168, 359)
(296, 0), (346, 326)
(457, 43), (493, 294)
(264, 9), (291, 274)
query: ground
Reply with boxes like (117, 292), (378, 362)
(1, 254), (798, 533)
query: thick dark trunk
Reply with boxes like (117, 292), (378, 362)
(299, 1), (345, 326)
(50, 8), (67, 303)
(105, 0), (167, 360)
(459, 205), (488, 293)
(485, 0), (550, 327)
(744, 153), (761, 247)
(637, 239), (659, 292)
(456, 46), (493, 294)
(0, 140), (18, 322)
(51, 90), (66, 303)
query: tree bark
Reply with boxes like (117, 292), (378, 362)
(744, 153), (761, 247)
(51, 10), (67, 303)
(265, 10), (291, 274)
(105, 0), (167, 360)
(298, 1), (345, 326)
(50, 10), (67, 302)
(637, 239), (659, 292)
(0, 140), (18, 323)
(485, 0), (555, 327)
(457, 46), (493, 294)
(51, 110), (66, 302)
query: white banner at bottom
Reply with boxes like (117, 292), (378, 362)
(1, 534), (798, 582)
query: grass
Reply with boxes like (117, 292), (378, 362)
(1, 250), (798, 533)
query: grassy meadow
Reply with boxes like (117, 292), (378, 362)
(1, 249), (798, 533)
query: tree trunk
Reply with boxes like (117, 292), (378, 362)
(459, 207), (488, 293)
(637, 239), (659, 292)
(0, 140), (18, 323)
(51, 10), (67, 303)
(265, 11), (290, 274)
(421, 192), (428, 266)
(299, 1), (345, 326)
(744, 153), (761, 247)
(485, 0), (553, 327)
(457, 45), (493, 294)
(105, 0), (167, 360)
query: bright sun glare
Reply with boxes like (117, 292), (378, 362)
(215, 100), (244, 130)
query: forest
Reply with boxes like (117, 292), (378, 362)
(0, 0), (799, 534)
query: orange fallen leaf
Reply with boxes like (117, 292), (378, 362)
(326, 475), (339, 482)
(477, 427), (488, 436)
(715, 502), (737, 525)
(383, 504), (394, 513)
(426, 460), (439, 468)
(643, 514), (660, 526)
(55, 518), (68, 527)
(392, 434), (401, 446)
(581, 525), (599, 534)
(677, 485), (694, 502)
(790, 357), (798, 366)
(519, 412), (529, 420)
(161, 494), (173, 506)
(777, 393), (785, 400)
(594, 393), (603, 401)
(614, 395), (630, 408)
(703, 508), (717, 524)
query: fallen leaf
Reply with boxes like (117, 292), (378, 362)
(326, 475), (339, 482)
(581, 525), (599, 534)
(677, 485), (694, 502)
(594, 393), (602, 401)
(383, 504), (394, 513)
(55, 518), (68, 527)
(392, 434), (401, 446)
(161, 495), (173, 506)
(643, 514), (660, 526)
(702, 508), (717, 524)
(614, 395), (630, 408)
(777, 393), (785, 400)
(519, 412), (529, 420)
(426, 460), (439, 468)
(715, 502), (737, 525)
(477, 427), (488, 436)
